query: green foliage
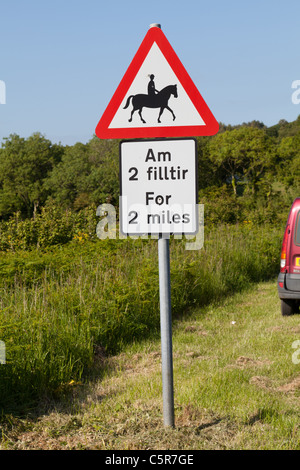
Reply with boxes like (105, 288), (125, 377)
(0, 116), (299, 224)
(0, 223), (282, 411)
(0, 201), (99, 251)
(266, 115), (300, 139)
(44, 143), (92, 209)
(207, 127), (276, 195)
(0, 133), (63, 218)
(0, 117), (299, 413)
(45, 137), (120, 210)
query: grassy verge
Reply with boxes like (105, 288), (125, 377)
(0, 223), (282, 412)
(1, 281), (299, 450)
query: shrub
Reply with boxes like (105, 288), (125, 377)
(0, 202), (99, 251)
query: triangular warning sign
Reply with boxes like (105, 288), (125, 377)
(95, 26), (219, 139)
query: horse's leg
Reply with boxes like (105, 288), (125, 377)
(158, 107), (164, 123)
(138, 107), (146, 124)
(129, 107), (135, 122)
(166, 106), (176, 121)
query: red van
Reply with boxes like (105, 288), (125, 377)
(278, 197), (300, 315)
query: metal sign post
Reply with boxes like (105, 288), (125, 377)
(158, 235), (175, 427)
(119, 137), (198, 428)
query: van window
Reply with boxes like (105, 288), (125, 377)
(295, 211), (300, 245)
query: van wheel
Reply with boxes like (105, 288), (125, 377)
(281, 299), (297, 316)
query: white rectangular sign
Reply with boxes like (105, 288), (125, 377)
(120, 138), (198, 235)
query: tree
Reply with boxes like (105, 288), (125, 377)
(45, 142), (91, 209)
(276, 134), (300, 188)
(87, 137), (120, 207)
(45, 137), (120, 210)
(0, 133), (63, 218)
(208, 127), (275, 196)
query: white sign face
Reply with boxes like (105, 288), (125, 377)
(120, 139), (198, 235)
(109, 43), (205, 130)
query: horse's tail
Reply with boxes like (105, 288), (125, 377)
(123, 95), (134, 109)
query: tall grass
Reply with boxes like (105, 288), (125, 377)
(0, 223), (283, 411)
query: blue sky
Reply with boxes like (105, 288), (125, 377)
(0, 0), (300, 145)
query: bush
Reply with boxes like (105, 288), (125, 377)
(0, 202), (99, 251)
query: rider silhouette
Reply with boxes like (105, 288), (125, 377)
(148, 74), (159, 99)
(123, 72), (177, 124)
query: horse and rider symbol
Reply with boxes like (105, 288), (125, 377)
(123, 74), (178, 124)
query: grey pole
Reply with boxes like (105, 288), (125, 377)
(158, 235), (175, 427)
(150, 21), (174, 427)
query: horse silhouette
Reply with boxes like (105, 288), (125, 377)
(123, 84), (178, 124)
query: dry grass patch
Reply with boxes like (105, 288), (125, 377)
(277, 376), (300, 393)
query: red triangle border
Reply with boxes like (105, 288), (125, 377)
(95, 27), (219, 139)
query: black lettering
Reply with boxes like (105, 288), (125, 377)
(157, 151), (171, 162)
(128, 211), (138, 224)
(145, 148), (156, 162)
(128, 167), (138, 181)
(172, 213), (181, 223)
(146, 192), (154, 205)
(147, 214), (160, 223)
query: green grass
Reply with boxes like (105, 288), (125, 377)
(1, 281), (299, 450)
(0, 222), (283, 413)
